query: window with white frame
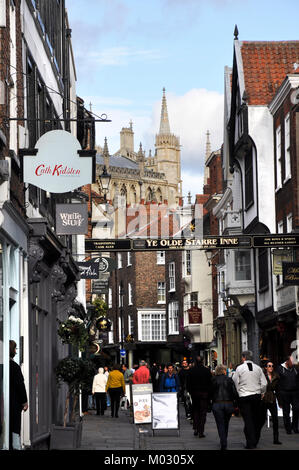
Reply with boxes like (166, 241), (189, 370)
(168, 301), (179, 334)
(278, 219), (284, 234)
(128, 314), (134, 335)
(234, 250), (251, 281)
(119, 285), (124, 307)
(108, 287), (112, 308)
(139, 311), (166, 341)
(108, 321), (114, 344)
(157, 251), (165, 265)
(284, 113), (291, 180)
(128, 282), (133, 305)
(157, 281), (166, 303)
(169, 262), (175, 291)
(276, 126), (282, 188)
(127, 251), (132, 266)
(287, 213), (292, 233)
(117, 252), (122, 269)
(190, 292), (198, 307)
(184, 250), (191, 276)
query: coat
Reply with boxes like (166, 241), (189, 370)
(211, 374), (238, 403)
(106, 370), (125, 394)
(160, 372), (180, 392)
(132, 365), (150, 384)
(92, 368), (108, 394)
(9, 359), (28, 434)
(186, 364), (212, 397)
(262, 371), (280, 404)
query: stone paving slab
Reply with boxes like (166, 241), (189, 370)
(79, 403), (299, 452)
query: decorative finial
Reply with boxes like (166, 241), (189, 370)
(187, 191), (192, 204)
(103, 137), (109, 157)
(129, 120), (133, 130)
(234, 25), (239, 40)
(242, 90), (248, 103)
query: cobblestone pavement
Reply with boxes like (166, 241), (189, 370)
(80, 403), (299, 452)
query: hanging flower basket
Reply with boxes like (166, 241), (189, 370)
(57, 315), (89, 351)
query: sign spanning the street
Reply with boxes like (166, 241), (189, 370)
(253, 234), (299, 248)
(56, 203), (88, 235)
(23, 130), (93, 192)
(85, 235), (299, 252)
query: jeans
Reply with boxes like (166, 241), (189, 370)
(212, 402), (234, 449)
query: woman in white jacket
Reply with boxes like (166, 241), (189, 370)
(92, 367), (108, 416)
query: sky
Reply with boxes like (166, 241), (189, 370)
(66, 0), (299, 202)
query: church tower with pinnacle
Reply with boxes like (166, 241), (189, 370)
(155, 88), (182, 205)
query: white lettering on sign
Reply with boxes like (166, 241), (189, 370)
(60, 212), (85, 227)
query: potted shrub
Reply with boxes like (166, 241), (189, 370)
(50, 357), (85, 450)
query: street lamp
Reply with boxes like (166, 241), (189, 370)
(99, 165), (111, 201)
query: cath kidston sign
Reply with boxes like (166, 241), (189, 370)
(23, 130), (93, 192)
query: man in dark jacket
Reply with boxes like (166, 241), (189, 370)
(160, 364), (180, 392)
(186, 356), (212, 438)
(277, 355), (299, 434)
(178, 359), (191, 418)
(9, 340), (28, 450)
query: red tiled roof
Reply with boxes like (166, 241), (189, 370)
(240, 41), (299, 105)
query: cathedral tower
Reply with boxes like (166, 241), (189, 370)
(155, 88), (182, 205)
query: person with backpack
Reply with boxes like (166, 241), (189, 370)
(160, 363), (180, 392)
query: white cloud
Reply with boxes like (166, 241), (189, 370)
(88, 47), (164, 67)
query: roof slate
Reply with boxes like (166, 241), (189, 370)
(239, 41), (299, 105)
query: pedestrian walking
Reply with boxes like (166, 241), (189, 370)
(211, 364), (238, 451)
(132, 360), (150, 384)
(233, 350), (267, 449)
(277, 355), (299, 434)
(122, 363), (133, 405)
(150, 363), (160, 392)
(178, 359), (191, 419)
(260, 361), (282, 444)
(160, 363), (180, 392)
(9, 340), (28, 450)
(104, 366), (111, 408)
(226, 362), (235, 378)
(186, 355), (212, 438)
(92, 367), (108, 416)
(106, 364), (126, 418)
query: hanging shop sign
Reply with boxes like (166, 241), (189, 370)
(282, 262), (299, 285)
(92, 279), (109, 294)
(272, 250), (293, 275)
(77, 261), (99, 279)
(188, 306), (202, 324)
(23, 130), (94, 192)
(56, 203), (88, 235)
(89, 257), (117, 273)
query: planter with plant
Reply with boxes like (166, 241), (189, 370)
(50, 356), (90, 449)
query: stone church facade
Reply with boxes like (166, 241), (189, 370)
(94, 88), (182, 209)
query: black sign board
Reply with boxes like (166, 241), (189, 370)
(85, 239), (131, 252)
(92, 279), (109, 294)
(133, 236), (251, 250)
(253, 235), (299, 248)
(282, 262), (299, 285)
(89, 257), (117, 273)
(77, 261), (99, 279)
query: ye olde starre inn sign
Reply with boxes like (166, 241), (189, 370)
(23, 130), (94, 192)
